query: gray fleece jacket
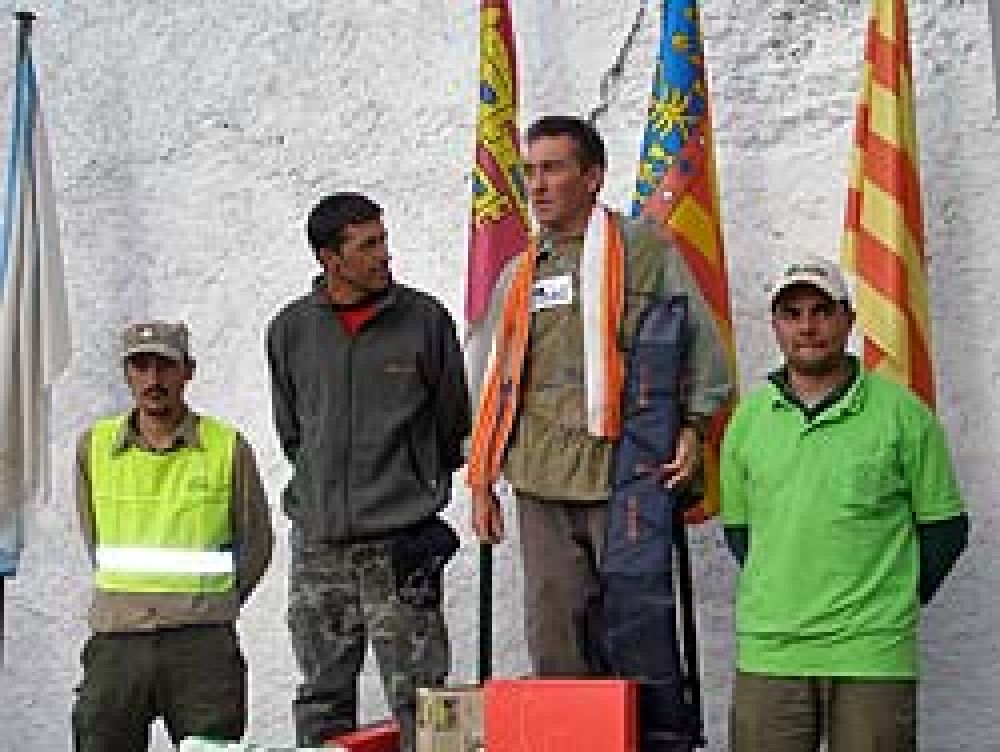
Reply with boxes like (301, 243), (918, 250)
(267, 277), (470, 542)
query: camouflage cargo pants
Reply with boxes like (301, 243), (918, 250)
(288, 532), (450, 750)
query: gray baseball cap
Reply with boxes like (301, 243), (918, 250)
(122, 321), (191, 362)
(768, 256), (851, 309)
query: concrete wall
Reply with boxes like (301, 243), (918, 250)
(0, 1), (997, 749)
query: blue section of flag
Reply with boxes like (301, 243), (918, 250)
(1, 57), (34, 292)
(0, 533), (19, 577)
(1, 55), (36, 290)
(480, 80), (497, 105)
(631, 0), (707, 215)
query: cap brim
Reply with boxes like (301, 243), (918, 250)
(768, 276), (841, 308)
(123, 344), (186, 362)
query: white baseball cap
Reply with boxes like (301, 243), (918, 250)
(768, 256), (851, 309)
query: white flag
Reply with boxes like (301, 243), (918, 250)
(0, 27), (71, 578)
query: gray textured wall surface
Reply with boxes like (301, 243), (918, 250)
(0, 1), (997, 750)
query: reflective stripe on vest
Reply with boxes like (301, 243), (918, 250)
(95, 547), (234, 574)
(89, 413), (237, 594)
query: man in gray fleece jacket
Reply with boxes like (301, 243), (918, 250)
(266, 192), (470, 749)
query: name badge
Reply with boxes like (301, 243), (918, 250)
(531, 275), (573, 311)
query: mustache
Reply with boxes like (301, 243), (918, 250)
(141, 386), (168, 398)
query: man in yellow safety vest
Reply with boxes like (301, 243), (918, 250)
(72, 321), (274, 752)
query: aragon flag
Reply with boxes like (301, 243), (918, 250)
(465, 0), (530, 412)
(842, 0), (935, 407)
(631, 0), (736, 523)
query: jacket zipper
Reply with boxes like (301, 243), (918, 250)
(339, 295), (389, 540)
(343, 336), (355, 540)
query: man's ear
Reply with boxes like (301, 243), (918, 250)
(184, 358), (196, 383)
(585, 165), (605, 198)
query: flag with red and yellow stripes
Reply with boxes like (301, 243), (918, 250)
(631, 0), (736, 523)
(842, 0), (935, 407)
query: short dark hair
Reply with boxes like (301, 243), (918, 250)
(307, 193), (382, 258)
(524, 116), (607, 171)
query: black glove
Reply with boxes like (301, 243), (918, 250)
(390, 516), (460, 608)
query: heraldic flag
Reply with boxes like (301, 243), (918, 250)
(842, 0), (935, 407)
(631, 0), (736, 523)
(0, 16), (71, 580)
(465, 0), (530, 409)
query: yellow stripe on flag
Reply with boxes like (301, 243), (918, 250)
(855, 278), (910, 366)
(858, 179), (918, 257)
(874, 0), (898, 44)
(669, 196), (720, 267)
(843, 227), (859, 270)
(869, 80), (918, 163)
(898, 66), (919, 161)
(857, 180), (931, 341)
(858, 208), (930, 342)
(847, 147), (864, 192)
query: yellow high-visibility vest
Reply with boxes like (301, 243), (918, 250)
(89, 413), (236, 593)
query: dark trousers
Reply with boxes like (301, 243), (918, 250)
(72, 624), (247, 752)
(287, 536), (449, 750)
(730, 671), (917, 752)
(517, 495), (607, 676)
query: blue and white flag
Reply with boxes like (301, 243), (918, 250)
(0, 22), (71, 578)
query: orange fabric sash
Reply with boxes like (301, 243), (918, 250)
(467, 208), (625, 491)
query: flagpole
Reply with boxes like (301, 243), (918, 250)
(478, 543), (492, 682)
(14, 11), (35, 56)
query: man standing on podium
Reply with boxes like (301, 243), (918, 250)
(467, 115), (731, 678)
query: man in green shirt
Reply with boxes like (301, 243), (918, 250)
(721, 257), (968, 752)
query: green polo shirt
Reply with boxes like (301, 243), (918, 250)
(721, 363), (965, 678)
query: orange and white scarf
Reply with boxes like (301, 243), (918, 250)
(467, 205), (625, 491)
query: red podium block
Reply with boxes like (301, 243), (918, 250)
(324, 720), (400, 752)
(485, 679), (638, 752)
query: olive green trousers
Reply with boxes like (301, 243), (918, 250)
(73, 624), (246, 752)
(730, 671), (917, 752)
